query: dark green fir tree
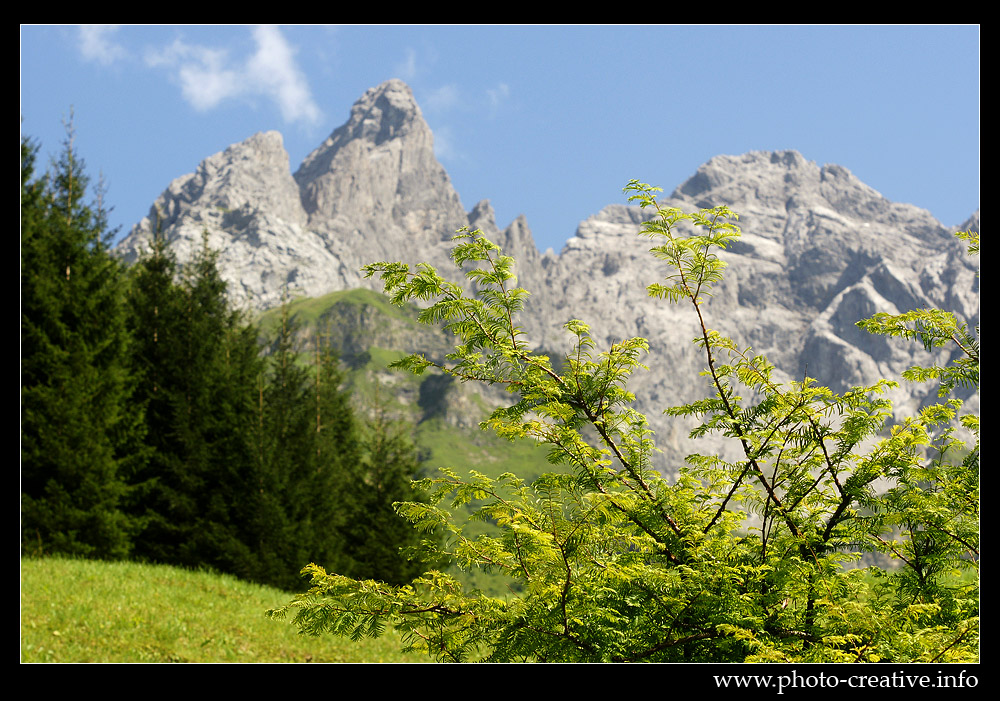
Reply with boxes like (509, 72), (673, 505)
(338, 388), (438, 585)
(21, 128), (142, 559)
(126, 233), (263, 577)
(254, 299), (317, 588)
(303, 326), (362, 577)
(176, 237), (263, 578)
(253, 308), (363, 589)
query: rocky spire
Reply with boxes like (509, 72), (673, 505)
(294, 79), (466, 247)
(115, 81), (489, 310)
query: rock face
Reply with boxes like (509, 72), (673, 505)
(118, 80), (979, 472)
(120, 80), (465, 310)
(119, 131), (320, 309)
(293, 80), (468, 286)
(529, 152), (978, 463)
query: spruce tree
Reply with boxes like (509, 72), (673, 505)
(338, 389), (436, 585)
(306, 330), (362, 576)
(126, 233), (264, 576)
(124, 229), (189, 563)
(254, 310), (363, 589)
(257, 307), (430, 588)
(21, 129), (140, 559)
(254, 300), (316, 588)
(176, 238), (261, 576)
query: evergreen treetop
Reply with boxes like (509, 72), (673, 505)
(21, 128), (140, 559)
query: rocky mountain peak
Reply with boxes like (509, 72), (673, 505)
(293, 80), (464, 245)
(233, 130), (293, 168)
(295, 80), (429, 184)
(959, 209), (980, 233)
(116, 80), (490, 310)
(675, 150), (808, 199)
(346, 78), (426, 146)
(467, 199), (498, 233)
(116, 81), (977, 473)
(117, 129), (306, 268)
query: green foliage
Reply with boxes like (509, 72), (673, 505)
(21, 122), (444, 594)
(855, 242), (979, 398)
(337, 390), (444, 585)
(955, 229), (979, 255)
(252, 301), (441, 589)
(252, 305), (364, 590)
(126, 242), (371, 591)
(854, 229), (978, 401)
(125, 233), (263, 578)
(271, 179), (978, 662)
(21, 127), (142, 559)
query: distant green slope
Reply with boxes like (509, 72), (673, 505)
(258, 287), (416, 332)
(256, 288), (559, 595)
(258, 288), (553, 481)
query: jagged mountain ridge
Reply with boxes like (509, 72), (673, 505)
(117, 79), (979, 471)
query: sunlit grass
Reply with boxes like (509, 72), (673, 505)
(21, 557), (415, 663)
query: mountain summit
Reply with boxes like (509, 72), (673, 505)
(294, 79), (467, 247)
(119, 79), (485, 309)
(117, 80), (978, 471)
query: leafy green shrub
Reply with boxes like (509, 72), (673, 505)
(269, 181), (978, 662)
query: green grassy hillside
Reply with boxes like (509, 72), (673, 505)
(257, 288), (561, 595)
(20, 557), (413, 663)
(257, 288), (554, 479)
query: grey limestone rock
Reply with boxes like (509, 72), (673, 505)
(118, 130), (330, 311)
(118, 81), (467, 311)
(117, 82), (979, 474)
(292, 79), (467, 283)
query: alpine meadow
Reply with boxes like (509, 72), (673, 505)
(268, 182), (979, 663)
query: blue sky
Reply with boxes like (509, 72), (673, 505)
(21, 25), (980, 254)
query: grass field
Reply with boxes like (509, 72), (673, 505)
(20, 557), (415, 663)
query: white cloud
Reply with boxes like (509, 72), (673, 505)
(246, 25), (321, 125)
(394, 48), (418, 81)
(431, 125), (462, 162)
(424, 84), (461, 113)
(144, 26), (322, 126)
(78, 25), (126, 65)
(146, 40), (240, 111)
(486, 82), (510, 109)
